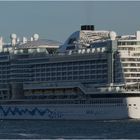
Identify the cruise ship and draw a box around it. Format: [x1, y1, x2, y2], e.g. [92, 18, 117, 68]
[0, 25, 140, 120]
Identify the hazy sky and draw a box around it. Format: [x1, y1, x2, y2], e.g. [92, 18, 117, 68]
[0, 1, 140, 43]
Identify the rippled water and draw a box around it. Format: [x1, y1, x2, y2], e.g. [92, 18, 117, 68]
[0, 119, 140, 139]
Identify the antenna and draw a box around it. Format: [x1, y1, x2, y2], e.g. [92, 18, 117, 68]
[10, 33, 17, 46]
[22, 37, 27, 43]
[0, 37, 3, 52]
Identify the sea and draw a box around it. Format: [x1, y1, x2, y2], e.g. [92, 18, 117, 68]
[0, 119, 140, 139]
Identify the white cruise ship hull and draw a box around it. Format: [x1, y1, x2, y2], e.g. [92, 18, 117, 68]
[0, 97, 140, 120]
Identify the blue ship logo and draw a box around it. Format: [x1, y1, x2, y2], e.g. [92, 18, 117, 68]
[0, 106, 63, 119]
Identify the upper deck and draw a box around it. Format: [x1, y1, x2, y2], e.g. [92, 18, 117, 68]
[0, 25, 139, 100]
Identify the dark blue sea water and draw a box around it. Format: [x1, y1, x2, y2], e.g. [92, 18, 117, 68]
[0, 119, 140, 139]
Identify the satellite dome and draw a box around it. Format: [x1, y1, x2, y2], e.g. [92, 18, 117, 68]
[10, 33, 17, 39]
[33, 34, 39, 41]
[109, 31, 117, 40]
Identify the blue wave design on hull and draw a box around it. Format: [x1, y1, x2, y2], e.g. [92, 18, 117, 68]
[0, 106, 63, 119]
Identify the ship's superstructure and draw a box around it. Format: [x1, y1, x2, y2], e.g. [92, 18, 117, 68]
[0, 25, 140, 120]
[117, 31, 140, 87]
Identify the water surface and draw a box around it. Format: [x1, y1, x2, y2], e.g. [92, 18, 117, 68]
[0, 119, 140, 139]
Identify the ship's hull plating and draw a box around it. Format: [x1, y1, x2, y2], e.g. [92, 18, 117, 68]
[0, 97, 140, 120]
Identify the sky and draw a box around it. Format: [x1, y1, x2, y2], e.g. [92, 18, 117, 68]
[0, 1, 140, 43]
